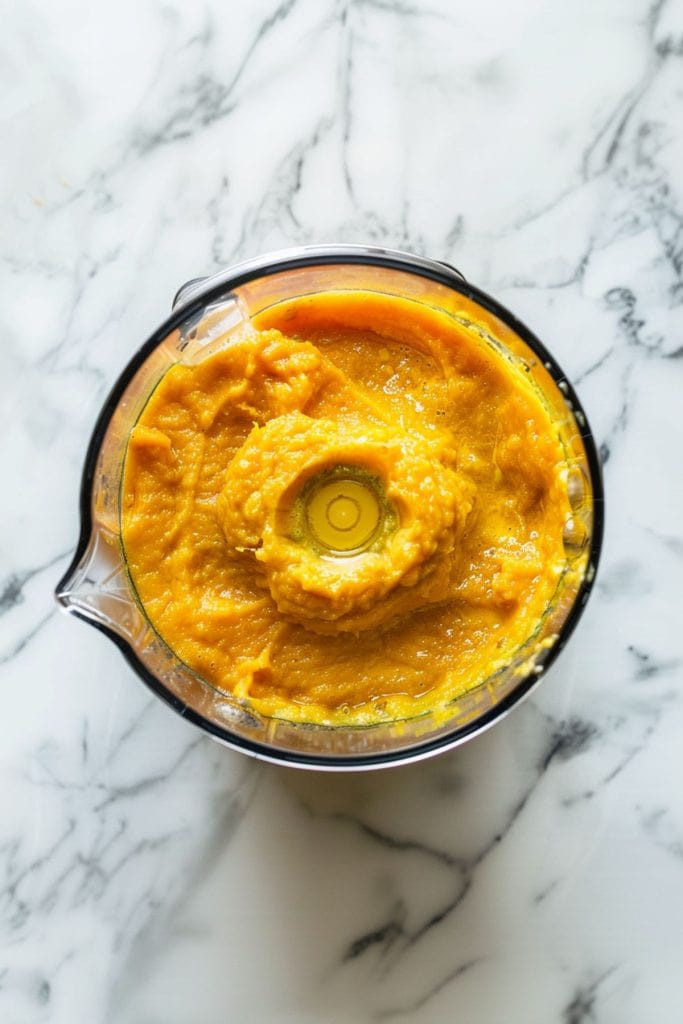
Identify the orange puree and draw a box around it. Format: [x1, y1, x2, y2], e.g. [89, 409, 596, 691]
[121, 291, 574, 725]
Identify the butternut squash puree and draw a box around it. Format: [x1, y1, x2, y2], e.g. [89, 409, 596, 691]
[121, 291, 574, 725]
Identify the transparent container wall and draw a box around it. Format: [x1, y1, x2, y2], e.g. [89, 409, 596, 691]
[63, 262, 595, 762]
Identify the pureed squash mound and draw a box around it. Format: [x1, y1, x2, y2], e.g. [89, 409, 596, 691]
[121, 291, 576, 726]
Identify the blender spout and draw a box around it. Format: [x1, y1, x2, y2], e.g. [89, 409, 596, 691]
[55, 528, 148, 645]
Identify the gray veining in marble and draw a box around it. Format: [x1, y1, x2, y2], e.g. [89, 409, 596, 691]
[2, 0, 683, 1020]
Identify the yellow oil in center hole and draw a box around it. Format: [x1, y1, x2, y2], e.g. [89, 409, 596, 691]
[306, 478, 381, 553]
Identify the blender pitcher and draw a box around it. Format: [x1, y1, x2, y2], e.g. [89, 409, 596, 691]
[56, 245, 604, 770]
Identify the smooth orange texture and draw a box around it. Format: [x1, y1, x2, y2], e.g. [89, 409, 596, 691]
[121, 291, 573, 725]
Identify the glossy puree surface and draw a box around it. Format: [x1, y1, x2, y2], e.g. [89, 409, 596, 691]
[121, 291, 573, 725]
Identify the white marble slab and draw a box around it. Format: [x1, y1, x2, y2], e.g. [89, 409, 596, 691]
[2, 0, 683, 1020]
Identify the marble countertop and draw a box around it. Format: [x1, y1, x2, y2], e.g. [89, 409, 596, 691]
[3, 0, 683, 1020]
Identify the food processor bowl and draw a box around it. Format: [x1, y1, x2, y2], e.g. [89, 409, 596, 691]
[56, 245, 604, 770]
